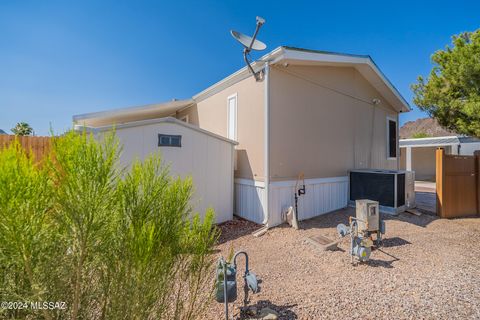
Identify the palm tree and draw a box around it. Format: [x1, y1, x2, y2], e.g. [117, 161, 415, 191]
[11, 122, 34, 136]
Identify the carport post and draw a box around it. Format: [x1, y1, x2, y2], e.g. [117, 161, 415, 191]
[406, 146, 412, 171]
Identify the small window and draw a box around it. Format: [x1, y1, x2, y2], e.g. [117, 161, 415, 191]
[179, 115, 189, 123]
[158, 134, 182, 147]
[387, 118, 397, 158]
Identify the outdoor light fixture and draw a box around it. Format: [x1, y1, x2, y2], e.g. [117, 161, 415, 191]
[215, 251, 259, 320]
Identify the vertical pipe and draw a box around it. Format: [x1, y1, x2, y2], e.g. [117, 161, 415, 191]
[223, 261, 228, 320]
[263, 63, 270, 226]
[396, 113, 400, 170]
[474, 150, 480, 215]
[406, 147, 412, 171]
[436, 148, 445, 217]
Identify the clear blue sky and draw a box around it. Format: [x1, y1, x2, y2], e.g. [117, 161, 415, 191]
[1, 0, 479, 135]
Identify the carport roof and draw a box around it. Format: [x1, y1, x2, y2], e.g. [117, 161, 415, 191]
[73, 99, 195, 127]
[400, 136, 460, 148]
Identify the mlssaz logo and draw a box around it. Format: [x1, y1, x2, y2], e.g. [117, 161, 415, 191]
[30, 301, 67, 310]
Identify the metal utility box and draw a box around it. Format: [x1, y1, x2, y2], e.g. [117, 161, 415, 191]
[355, 199, 379, 232]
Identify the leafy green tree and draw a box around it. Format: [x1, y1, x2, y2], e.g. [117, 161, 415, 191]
[412, 29, 480, 137]
[411, 132, 431, 139]
[11, 122, 34, 136]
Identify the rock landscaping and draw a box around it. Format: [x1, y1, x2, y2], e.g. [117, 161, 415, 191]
[208, 207, 480, 319]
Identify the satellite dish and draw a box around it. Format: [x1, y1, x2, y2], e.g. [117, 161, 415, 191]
[230, 16, 267, 81]
[230, 30, 267, 51]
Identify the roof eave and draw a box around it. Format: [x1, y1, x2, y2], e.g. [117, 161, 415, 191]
[280, 47, 411, 113]
[72, 99, 195, 125]
[194, 46, 410, 113]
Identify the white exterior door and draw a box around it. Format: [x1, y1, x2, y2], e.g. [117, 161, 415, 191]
[227, 94, 237, 141]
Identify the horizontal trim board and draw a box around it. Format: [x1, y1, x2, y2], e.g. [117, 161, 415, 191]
[270, 176, 348, 188]
[234, 178, 265, 188]
[400, 143, 458, 148]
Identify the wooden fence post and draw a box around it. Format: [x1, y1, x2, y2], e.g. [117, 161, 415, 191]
[475, 150, 480, 216]
[436, 148, 445, 218]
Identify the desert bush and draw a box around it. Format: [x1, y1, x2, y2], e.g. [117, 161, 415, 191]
[0, 131, 218, 320]
[0, 141, 56, 320]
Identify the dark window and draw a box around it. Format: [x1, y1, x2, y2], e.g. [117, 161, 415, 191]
[388, 119, 397, 158]
[158, 134, 182, 147]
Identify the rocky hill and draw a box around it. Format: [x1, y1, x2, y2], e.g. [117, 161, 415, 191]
[400, 118, 456, 139]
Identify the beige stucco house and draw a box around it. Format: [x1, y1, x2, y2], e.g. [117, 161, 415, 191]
[74, 46, 410, 226]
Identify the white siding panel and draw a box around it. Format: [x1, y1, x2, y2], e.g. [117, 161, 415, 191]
[234, 176, 348, 226]
[109, 121, 234, 224]
[460, 142, 480, 155]
[269, 176, 349, 226]
[234, 179, 266, 224]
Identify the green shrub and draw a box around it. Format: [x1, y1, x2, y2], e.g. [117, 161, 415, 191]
[0, 131, 218, 320]
[411, 132, 431, 139]
[0, 141, 56, 320]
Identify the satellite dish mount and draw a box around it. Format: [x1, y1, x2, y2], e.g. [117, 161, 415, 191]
[231, 16, 267, 81]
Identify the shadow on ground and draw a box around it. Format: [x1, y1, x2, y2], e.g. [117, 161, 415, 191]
[297, 204, 442, 230]
[217, 217, 263, 245]
[239, 300, 298, 320]
[381, 237, 411, 248]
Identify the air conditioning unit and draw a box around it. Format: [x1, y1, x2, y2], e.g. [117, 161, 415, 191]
[349, 169, 415, 215]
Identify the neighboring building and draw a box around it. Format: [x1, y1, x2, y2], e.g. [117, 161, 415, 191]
[400, 136, 480, 181]
[0, 129, 7, 134]
[74, 46, 410, 226]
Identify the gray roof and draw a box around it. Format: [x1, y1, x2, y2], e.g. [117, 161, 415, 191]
[400, 136, 460, 147]
[458, 136, 480, 143]
[0, 129, 6, 135]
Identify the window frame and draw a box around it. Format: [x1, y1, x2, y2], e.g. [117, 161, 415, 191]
[386, 116, 397, 160]
[158, 134, 182, 147]
[227, 93, 238, 141]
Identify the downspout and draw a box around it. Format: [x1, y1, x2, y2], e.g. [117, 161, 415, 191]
[264, 63, 270, 226]
[253, 62, 270, 237]
[397, 113, 400, 170]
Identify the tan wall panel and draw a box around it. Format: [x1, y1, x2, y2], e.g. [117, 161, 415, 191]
[410, 146, 438, 181]
[269, 65, 398, 180]
[178, 76, 265, 180]
[400, 147, 406, 169]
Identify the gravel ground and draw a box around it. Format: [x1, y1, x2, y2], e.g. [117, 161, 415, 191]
[208, 207, 480, 319]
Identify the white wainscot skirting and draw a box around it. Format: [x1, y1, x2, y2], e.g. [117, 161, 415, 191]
[234, 178, 267, 224]
[234, 176, 349, 226]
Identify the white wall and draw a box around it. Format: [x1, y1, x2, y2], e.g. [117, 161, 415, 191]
[460, 142, 480, 156]
[234, 179, 267, 224]
[110, 121, 235, 224]
[234, 176, 348, 226]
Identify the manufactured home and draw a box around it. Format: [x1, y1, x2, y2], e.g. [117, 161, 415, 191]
[74, 46, 411, 226]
